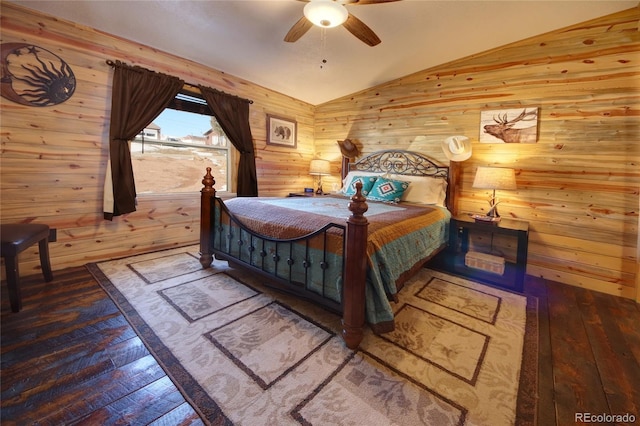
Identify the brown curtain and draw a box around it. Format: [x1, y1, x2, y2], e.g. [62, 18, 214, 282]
[104, 61, 184, 219]
[199, 86, 258, 196]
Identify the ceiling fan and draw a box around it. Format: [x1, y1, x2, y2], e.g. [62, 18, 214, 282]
[284, 0, 401, 47]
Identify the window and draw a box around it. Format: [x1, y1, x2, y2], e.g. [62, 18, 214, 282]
[131, 91, 232, 194]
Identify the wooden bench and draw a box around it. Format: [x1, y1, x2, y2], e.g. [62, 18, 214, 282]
[1, 224, 54, 312]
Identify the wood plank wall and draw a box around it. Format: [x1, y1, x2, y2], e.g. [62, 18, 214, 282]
[1, 3, 638, 302]
[314, 7, 640, 300]
[0, 2, 317, 276]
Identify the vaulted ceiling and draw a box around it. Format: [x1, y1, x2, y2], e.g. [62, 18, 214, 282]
[8, 0, 637, 105]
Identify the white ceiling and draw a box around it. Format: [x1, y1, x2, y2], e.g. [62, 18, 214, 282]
[8, 0, 637, 105]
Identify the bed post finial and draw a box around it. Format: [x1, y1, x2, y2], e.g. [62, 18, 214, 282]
[199, 168, 216, 268]
[202, 167, 216, 195]
[343, 181, 368, 349]
[347, 181, 368, 223]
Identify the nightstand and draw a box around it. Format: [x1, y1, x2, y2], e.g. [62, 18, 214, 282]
[430, 215, 529, 292]
[288, 192, 333, 197]
[288, 192, 316, 197]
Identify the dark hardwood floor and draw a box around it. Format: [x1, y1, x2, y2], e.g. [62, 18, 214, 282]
[1, 265, 639, 425]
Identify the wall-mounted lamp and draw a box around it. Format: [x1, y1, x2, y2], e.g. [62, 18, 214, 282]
[472, 167, 517, 221]
[304, 0, 348, 28]
[309, 159, 331, 194]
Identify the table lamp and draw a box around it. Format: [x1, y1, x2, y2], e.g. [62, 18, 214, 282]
[472, 167, 516, 220]
[309, 159, 331, 194]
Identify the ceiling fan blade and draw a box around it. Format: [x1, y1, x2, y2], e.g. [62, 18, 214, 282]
[342, 13, 381, 46]
[284, 16, 314, 42]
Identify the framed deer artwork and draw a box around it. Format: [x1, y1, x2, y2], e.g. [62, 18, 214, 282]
[480, 107, 539, 143]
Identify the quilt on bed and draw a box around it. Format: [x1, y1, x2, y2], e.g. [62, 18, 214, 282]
[215, 196, 450, 327]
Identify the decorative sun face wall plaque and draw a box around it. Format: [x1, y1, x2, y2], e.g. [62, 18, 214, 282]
[1, 43, 76, 107]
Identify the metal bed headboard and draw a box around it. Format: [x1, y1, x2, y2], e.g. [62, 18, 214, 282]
[348, 149, 449, 178]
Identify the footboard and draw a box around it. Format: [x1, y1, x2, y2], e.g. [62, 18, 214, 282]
[199, 168, 368, 349]
[211, 196, 346, 312]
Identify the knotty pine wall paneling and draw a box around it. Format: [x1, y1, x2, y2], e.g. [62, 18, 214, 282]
[2, 3, 638, 302]
[314, 7, 640, 300]
[0, 2, 316, 275]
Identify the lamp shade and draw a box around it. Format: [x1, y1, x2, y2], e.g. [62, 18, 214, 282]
[309, 159, 331, 176]
[472, 167, 517, 190]
[304, 0, 348, 28]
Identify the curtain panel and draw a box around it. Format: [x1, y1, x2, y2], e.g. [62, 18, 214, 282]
[103, 61, 184, 219]
[199, 86, 258, 197]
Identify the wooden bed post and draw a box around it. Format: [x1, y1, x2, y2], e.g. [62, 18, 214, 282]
[199, 167, 216, 268]
[447, 161, 461, 216]
[342, 181, 368, 349]
[341, 157, 350, 182]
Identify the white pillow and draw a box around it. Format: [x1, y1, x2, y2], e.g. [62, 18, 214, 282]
[388, 174, 447, 206]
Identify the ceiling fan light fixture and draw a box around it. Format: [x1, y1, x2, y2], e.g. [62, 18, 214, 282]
[304, 0, 348, 28]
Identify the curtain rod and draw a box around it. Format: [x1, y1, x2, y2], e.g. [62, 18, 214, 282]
[105, 59, 253, 104]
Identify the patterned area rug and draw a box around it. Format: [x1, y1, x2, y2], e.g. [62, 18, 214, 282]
[87, 245, 538, 425]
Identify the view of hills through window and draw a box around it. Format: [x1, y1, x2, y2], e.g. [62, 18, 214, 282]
[131, 109, 230, 193]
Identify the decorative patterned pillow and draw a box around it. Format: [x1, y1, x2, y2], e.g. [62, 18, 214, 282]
[344, 175, 379, 196]
[368, 177, 410, 203]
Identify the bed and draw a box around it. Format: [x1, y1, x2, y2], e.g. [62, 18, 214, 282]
[199, 149, 459, 349]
